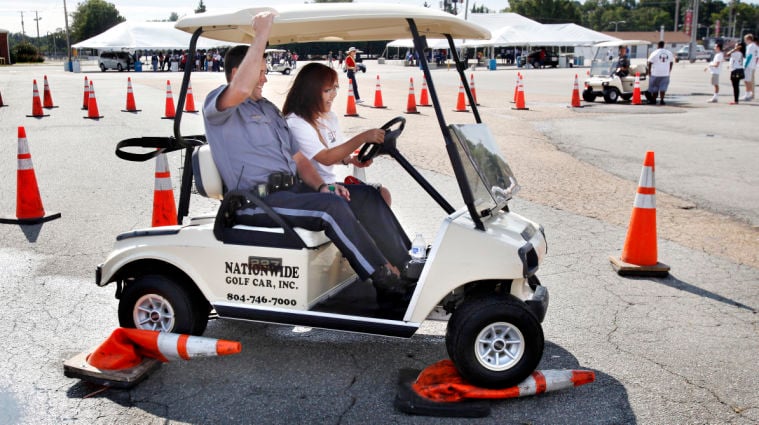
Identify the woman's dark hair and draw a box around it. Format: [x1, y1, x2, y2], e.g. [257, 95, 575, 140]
[282, 63, 338, 125]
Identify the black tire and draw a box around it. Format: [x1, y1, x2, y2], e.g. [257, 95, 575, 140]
[99, 63, 106, 72]
[118, 274, 208, 335]
[621, 93, 633, 101]
[282, 68, 291, 75]
[117, 63, 123, 72]
[582, 89, 596, 102]
[603, 88, 619, 103]
[446, 294, 544, 388]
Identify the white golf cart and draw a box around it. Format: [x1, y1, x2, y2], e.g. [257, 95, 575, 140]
[101, 4, 549, 388]
[265, 48, 293, 75]
[583, 40, 653, 104]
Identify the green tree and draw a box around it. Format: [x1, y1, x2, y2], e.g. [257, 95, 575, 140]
[11, 41, 43, 63]
[70, 0, 125, 43]
[509, 0, 582, 23]
[195, 0, 206, 13]
[169, 12, 179, 22]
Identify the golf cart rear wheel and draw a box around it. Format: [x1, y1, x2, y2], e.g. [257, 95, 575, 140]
[603, 88, 619, 103]
[446, 294, 544, 388]
[118, 274, 208, 335]
[582, 89, 596, 102]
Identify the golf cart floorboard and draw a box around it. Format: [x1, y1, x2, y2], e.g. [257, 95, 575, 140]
[312, 279, 407, 321]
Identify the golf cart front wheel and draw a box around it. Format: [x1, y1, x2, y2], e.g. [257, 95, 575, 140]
[118, 274, 209, 335]
[446, 294, 544, 388]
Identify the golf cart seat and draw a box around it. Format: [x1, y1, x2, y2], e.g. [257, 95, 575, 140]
[632, 63, 647, 77]
[192, 144, 330, 248]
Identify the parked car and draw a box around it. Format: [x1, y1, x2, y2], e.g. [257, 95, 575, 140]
[98, 51, 133, 72]
[675, 45, 713, 63]
[519, 49, 559, 68]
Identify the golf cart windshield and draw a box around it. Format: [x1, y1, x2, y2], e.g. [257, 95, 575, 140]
[449, 124, 518, 214]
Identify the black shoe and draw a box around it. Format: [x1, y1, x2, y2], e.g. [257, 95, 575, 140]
[659, 99, 666, 105]
[372, 266, 414, 310]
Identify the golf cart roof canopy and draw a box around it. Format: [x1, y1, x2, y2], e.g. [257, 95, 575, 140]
[594, 39, 652, 48]
[174, 3, 491, 44]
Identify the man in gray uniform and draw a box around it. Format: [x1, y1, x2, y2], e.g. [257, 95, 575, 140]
[203, 12, 411, 301]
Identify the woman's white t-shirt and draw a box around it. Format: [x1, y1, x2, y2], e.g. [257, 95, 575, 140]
[286, 111, 347, 182]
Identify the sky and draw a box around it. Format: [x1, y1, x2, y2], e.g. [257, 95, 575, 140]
[0, 0, 508, 36]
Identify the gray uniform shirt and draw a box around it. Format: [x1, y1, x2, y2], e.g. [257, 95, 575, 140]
[203, 85, 297, 192]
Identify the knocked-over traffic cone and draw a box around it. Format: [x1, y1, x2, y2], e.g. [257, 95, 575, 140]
[609, 151, 670, 276]
[42, 75, 57, 109]
[121, 77, 141, 113]
[81, 76, 89, 110]
[467, 73, 479, 106]
[453, 83, 469, 112]
[344, 79, 359, 117]
[86, 328, 242, 371]
[418, 75, 431, 107]
[372, 75, 387, 108]
[405, 77, 420, 114]
[26, 80, 49, 118]
[511, 72, 520, 103]
[162, 80, 176, 119]
[570, 74, 582, 108]
[84, 81, 103, 119]
[512, 74, 529, 110]
[0, 127, 61, 225]
[395, 359, 594, 417]
[184, 81, 199, 113]
[631, 72, 642, 105]
[152, 153, 178, 227]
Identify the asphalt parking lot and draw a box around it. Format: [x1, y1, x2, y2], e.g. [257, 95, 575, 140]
[0, 58, 757, 424]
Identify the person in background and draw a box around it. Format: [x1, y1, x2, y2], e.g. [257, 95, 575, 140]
[283, 62, 392, 206]
[345, 47, 362, 103]
[742, 34, 758, 101]
[646, 40, 674, 105]
[705, 43, 723, 103]
[202, 13, 413, 307]
[727, 42, 746, 105]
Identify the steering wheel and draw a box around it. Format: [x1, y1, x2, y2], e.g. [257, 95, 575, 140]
[357, 116, 406, 163]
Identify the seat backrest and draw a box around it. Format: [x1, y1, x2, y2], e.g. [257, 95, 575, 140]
[633, 63, 647, 76]
[192, 144, 224, 200]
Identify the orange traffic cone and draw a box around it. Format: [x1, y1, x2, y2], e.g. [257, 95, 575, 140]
[570, 74, 582, 108]
[121, 77, 141, 113]
[405, 77, 420, 114]
[511, 72, 520, 104]
[512, 74, 529, 110]
[631, 72, 642, 105]
[0, 88, 7, 107]
[610, 151, 670, 276]
[162, 80, 176, 119]
[453, 83, 468, 112]
[466, 73, 479, 106]
[344, 79, 359, 117]
[410, 359, 595, 403]
[84, 81, 103, 119]
[372, 75, 387, 109]
[0, 127, 61, 225]
[26, 80, 49, 118]
[81, 76, 89, 110]
[86, 328, 241, 371]
[418, 75, 431, 107]
[184, 81, 199, 112]
[42, 75, 57, 109]
[152, 153, 178, 227]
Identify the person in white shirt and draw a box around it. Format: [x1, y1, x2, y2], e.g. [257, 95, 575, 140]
[705, 42, 724, 103]
[283, 62, 392, 205]
[742, 34, 758, 100]
[646, 41, 674, 105]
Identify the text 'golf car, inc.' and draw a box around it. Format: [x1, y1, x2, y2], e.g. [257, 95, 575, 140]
[97, 3, 550, 388]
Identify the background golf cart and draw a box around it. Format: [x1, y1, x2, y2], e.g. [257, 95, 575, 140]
[265, 48, 293, 74]
[583, 39, 653, 103]
[102, 4, 548, 389]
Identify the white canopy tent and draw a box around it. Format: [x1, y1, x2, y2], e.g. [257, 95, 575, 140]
[72, 21, 237, 51]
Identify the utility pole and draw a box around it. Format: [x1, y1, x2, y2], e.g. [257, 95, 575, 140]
[34, 11, 42, 48]
[20, 11, 26, 38]
[63, 0, 72, 70]
[688, 0, 699, 62]
[674, 0, 680, 32]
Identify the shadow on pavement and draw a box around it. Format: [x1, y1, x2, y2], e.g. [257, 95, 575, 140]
[64, 320, 634, 424]
[639, 274, 756, 313]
